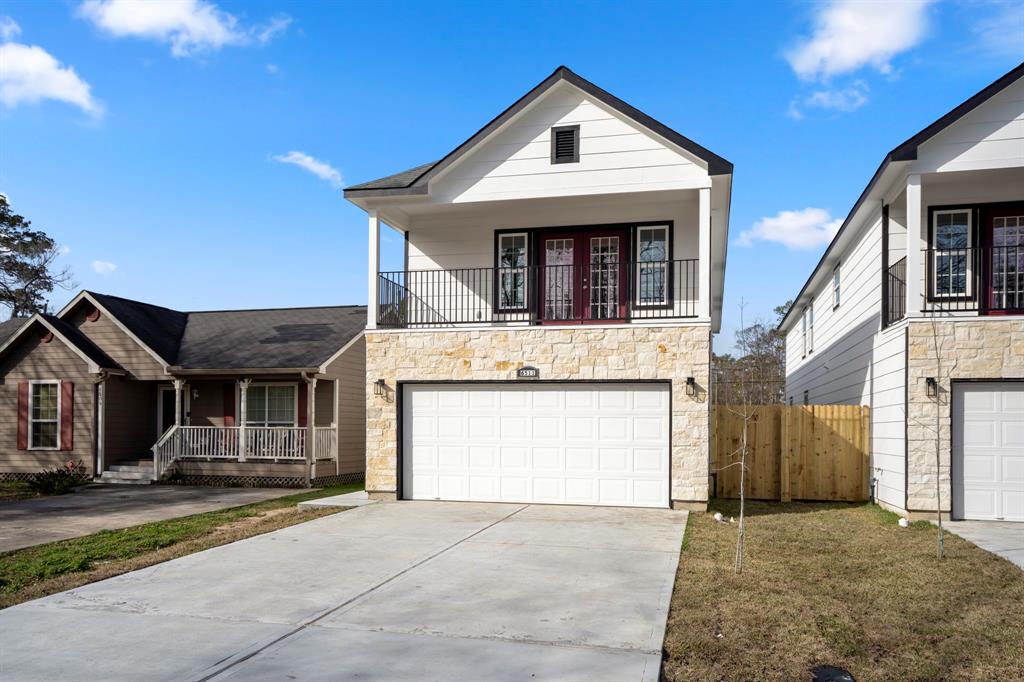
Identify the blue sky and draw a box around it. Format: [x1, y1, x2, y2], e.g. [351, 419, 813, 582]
[1, 0, 1022, 353]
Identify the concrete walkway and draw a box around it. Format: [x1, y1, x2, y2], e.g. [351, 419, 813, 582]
[0, 501, 687, 681]
[943, 520, 1024, 569]
[0, 484, 297, 552]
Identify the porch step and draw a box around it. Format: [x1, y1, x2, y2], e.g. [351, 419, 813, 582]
[100, 463, 153, 485]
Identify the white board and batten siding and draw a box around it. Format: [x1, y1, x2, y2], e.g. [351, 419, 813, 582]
[430, 81, 711, 204]
[402, 383, 671, 508]
[784, 209, 908, 511]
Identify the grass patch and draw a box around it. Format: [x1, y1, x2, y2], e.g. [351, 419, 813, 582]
[0, 482, 38, 503]
[662, 500, 1024, 682]
[0, 483, 361, 608]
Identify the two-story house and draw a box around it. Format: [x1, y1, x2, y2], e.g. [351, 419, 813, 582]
[345, 67, 733, 510]
[781, 61, 1024, 522]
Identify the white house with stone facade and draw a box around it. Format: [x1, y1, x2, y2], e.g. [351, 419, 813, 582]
[781, 61, 1024, 523]
[344, 66, 733, 511]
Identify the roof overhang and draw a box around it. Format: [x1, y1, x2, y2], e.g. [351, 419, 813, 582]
[167, 366, 321, 376]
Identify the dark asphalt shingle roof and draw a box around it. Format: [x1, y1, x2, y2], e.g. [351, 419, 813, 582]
[345, 161, 438, 191]
[42, 314, 120, 369]
[88, 292, 188, 364]
[0, 318, 27, 345]
[174, 305, 366, 369]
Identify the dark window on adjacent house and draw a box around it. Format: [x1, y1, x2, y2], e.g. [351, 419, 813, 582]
[551, 125, 580, 164]
[803, 390, 809, 405]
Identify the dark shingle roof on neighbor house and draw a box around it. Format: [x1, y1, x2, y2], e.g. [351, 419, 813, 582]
[80, 292, 366, 371]
[0, 317, 27, 346]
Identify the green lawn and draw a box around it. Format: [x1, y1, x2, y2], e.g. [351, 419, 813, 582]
[663, 500, 1024, 682]
[0, 483, 361, 607]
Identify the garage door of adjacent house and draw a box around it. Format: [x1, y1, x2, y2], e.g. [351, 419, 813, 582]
[953, 382, 1024, 521]
[402, 383, 670, 508]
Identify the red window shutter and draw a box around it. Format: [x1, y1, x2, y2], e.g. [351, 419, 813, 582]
[297, 383, 308, 427]
[223, 384, 236, 427]
[16, 381, 28, 450]
[60, 381, 74, 451]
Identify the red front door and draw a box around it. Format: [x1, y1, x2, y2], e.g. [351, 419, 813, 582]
[539, 229, 628, 323]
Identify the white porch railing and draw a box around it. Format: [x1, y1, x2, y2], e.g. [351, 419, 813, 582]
[151, 424, 338, 480]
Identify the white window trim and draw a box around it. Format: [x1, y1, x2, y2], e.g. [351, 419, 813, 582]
[245, 382, 299, 428]
[807, 302, 814, 354]
[497, 232, 529, 312]
[801, 312, 807, 358]
[634, 225, 670, 307]
[832, 265, 841, 309]
[931, 209, 973, 299]
[28, 379, 61, 451]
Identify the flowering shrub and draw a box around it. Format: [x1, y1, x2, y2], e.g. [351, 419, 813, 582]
[26, 460, 89, 495]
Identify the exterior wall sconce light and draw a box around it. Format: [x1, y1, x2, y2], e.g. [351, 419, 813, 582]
[374, 379, 387, 397]
[685, 377, 697, 397]
[926, 377, 937, 398]
[191, 389, 200, 400]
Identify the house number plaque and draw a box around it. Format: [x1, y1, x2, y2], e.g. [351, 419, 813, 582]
[516, 366, 539, 379]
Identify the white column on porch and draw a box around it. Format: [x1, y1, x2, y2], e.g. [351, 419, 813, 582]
[237, 378, 251, 462]
[698, 187, 712, 319]
[95, 375, 106, 475]
[367, 210, 380, 330]
[332, 378, 340, 475]
[173, 378, 184, 426]
[304, 375, 317, 487]
[905, 174, 923, 317]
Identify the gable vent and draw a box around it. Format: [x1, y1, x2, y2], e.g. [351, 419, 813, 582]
[551, 125, 580, 164]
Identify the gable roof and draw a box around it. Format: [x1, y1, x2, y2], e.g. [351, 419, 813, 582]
[86, 292, 188, 364]
[0, 313, 121, 373]
[344, 66, 733, 198]
[778, 59, 1024, 333]
[48, 291, 367, 372]
[172, 305, 366, 370]
[0, 318, 27, 346]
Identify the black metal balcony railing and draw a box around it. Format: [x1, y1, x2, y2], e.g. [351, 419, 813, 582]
[377, 259, 699, 327]
[923, 246, 1024, 313]
[883, 256, 906, 327]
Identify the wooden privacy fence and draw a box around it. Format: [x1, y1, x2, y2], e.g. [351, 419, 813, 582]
[712, 405, 870, 502]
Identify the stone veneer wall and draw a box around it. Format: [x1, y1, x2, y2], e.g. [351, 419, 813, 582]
[906, 319, 1024, 514]
[365, 325, 712, 508]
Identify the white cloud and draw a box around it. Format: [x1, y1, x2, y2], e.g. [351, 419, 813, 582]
[272, 151, 343, 189]
[0, 15, 21, 41]
[787, 81, 869, 120]
[786, 0, 934, 81]
[737, 208, 843, 251]
[77, 0, 291, 58]
[265, 63, 280, 75]
[91, 260, 117, 274]
[0, 42, 102, 115]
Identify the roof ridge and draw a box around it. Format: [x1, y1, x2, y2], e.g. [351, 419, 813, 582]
[86, 291, 185, 315]
[185, 304, 367, 314]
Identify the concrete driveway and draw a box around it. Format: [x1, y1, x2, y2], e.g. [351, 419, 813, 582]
[0, 501, 687, 682]
[0, 485, 298, 552]
[943, 520, 1024, 569]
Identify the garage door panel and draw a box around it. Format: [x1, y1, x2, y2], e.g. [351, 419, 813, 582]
[404, 383, 670, 508]
[954, 383, 1024, 521]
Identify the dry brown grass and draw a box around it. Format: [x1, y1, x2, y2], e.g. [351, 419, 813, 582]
[0, 505, 342, 609]
[662, 501, 1024, 682]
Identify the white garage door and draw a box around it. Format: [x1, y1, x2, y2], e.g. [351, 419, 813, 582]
[953, 383, 1024, 521]
[402, 383, 670, 508]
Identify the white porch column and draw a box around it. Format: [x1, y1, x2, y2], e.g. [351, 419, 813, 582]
[905, 174, 923, 316]
[332, 378, 340, 475]
[367, 210, 380, 330]
[304, 375, 317, 487]
[698, 187, 712, 319]
[173, 378, 184, 426]
[95, 375, 106, 475]
[237, 378, 251, 462]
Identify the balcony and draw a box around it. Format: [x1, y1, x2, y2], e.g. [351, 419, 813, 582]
[376, 259, 699, 328]
[923, 246, 1024, 314]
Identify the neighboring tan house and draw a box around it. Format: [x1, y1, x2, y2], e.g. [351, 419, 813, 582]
[780, 61, 1024, 522]
[0, 291, 366, 487]
[345, 66, 733, 510]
